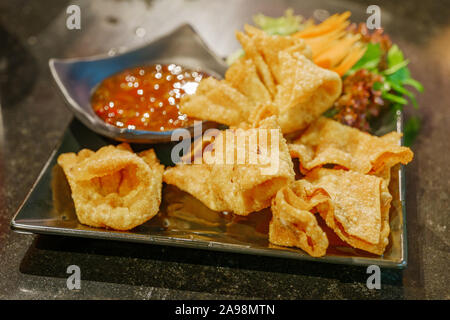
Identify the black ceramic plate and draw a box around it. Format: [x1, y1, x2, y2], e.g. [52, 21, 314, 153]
[11, 110, 408, 268]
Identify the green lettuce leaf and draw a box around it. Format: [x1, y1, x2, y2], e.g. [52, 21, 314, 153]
[226, 9, 306, 65]
[347, 43, 381, 74]
[253, 9, 303, 36]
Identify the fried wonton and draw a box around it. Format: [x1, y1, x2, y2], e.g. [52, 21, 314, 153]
[305, 168, 392, 255]
[180, 77, 255, 127]
[289, 117, 414, 174]
[269, 180, 329, 257]
[163, 116, 295, 216]
[57, 143, 164, 230]
[274, 52, 342, 133]
[236, 31, 276, 97]
[236, 25, 312, 94]
[180, 26, 341, 133]
[225, 57, 272, 106]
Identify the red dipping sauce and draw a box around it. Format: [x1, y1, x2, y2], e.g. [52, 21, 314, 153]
[91, 64, 207, 131]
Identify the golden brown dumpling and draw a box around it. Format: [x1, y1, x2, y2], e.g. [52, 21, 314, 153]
[289, 117, 414, 174]
[57, 143, 164, 230]
[269, 179, 329, 257]
[163, 116, 295, 215]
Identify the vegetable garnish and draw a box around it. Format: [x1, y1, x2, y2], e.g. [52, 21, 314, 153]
[333, 69, 385, 132]
[335, 33, 424, 141]
[253, 8, 307, 36]
[347, 42, 423, 109]
[293, 12, 367, 76]
[226, 9, 308, 65]
[295, 14, 423, 142]
[227, 11, 366, 74]
[226, 10, 424, 144]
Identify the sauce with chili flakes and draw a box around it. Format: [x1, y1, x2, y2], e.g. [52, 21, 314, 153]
[91, 64, 207, 131]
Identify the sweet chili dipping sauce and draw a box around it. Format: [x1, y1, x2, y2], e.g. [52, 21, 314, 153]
[91, 64, 207, 131]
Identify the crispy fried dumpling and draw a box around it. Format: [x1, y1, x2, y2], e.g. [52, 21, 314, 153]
[163, 116, 295, 216]
[57, 143, 164, 230]
[235, 25, 341, 133]
[180, 26, 340, 134]
[304, 168, 392, 255]
[236, 30, 277, 97]
[269, 179, 329, 257]
[236, 25, 312, 96]
[271, 167, 392, 256]
[180, 77, 256, 127]
[274, 52, 342, 133]
[225, 57, 272, 106]
[289, 117, 414, 174]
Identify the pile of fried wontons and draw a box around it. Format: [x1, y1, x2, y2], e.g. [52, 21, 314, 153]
[57, 25, 413, 257]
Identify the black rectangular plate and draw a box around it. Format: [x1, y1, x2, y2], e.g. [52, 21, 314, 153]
[11, 113, 407, 268]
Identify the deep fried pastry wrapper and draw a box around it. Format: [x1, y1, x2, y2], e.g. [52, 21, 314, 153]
[163, 116, 295, 216]
[180, 77, 255, 127]
[290, 117, 414, 174]
[242, 25, 312, 83]
[57, 143, 164, 230]
[274, 52, 342, 133]
[269, 180, 329, 257]
[182, 27, 338, 133]
[225, 57, 272, 106]
[306, 168, 392, 255]
[236, 25, 312, 96]
[375, 166, 391, 190]
[236, 30, 277, 97]
[247, 103, 279, 129]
